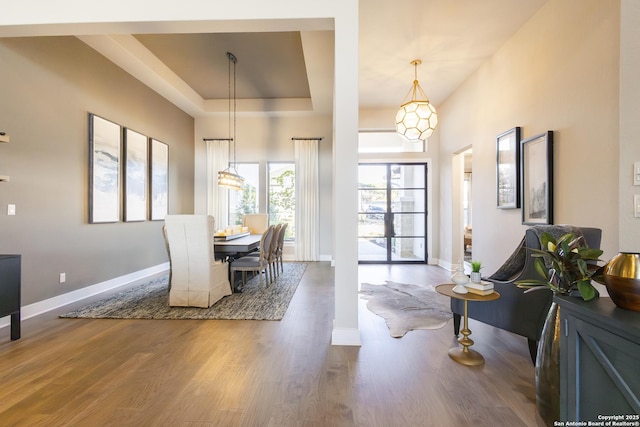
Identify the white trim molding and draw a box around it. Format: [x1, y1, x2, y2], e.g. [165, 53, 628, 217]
[331, 327, 362, 346]
[438, 258, 455, 271]
[0, 263, 169, 329]
[319, 254, 333, 262]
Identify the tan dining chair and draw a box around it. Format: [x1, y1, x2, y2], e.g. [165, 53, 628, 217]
[242, 214, 269, 234]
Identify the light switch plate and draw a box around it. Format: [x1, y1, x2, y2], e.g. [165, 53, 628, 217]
[7, 204, 15, 216]
[635, 195, 640, 218]
[635, 162, 640, 186]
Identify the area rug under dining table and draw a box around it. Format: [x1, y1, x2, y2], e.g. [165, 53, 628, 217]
[60, 262, 307, 321]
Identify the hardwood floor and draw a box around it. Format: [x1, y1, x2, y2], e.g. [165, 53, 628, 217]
[0, 263, 546, 426]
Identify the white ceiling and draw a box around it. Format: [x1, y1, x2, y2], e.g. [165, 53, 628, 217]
[74, 0, 548, 118]
[359, 0, 548, 109]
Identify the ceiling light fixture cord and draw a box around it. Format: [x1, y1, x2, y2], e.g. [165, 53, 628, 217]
[217, 51, 244, 191]
[228, 52, 232, 159]
[231, 52, 237, 174]
[227, 52, 235, 167]
[412, 60, 419, 101]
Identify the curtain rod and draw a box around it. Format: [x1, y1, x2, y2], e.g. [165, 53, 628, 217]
[203, 138, 233, 142]
[291, 137, 323, 141]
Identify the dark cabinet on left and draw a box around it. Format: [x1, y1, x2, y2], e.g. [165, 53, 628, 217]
[0, 255, 21, 340]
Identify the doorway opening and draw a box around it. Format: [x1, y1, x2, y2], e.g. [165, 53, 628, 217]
[463, 150, 473, 262]
[357, 163, 428, 263]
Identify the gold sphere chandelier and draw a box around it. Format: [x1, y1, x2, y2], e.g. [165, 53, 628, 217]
[218, 52, 245, 191]
[395, 59, 438, 141]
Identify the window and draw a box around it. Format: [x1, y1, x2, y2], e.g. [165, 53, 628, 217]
[358, 131, 425, 153]
[228, 163, 260, 226]
[268, 163, 295, 240]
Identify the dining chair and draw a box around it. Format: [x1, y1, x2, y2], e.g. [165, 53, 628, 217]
[230, 225, 274, 289]
[242, 214, 269, 234]
[276, 223, 288, 274]
[267, 224, 282, 283]
[247, 223, 279, 259]
[163, 215, 232, 307]
[161, 225, 172, 289]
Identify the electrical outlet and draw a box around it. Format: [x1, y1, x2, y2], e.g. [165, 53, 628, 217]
[59, 273, 66, 283]
[635, 162, 640, 186]
[635, 195, 640, 218]
[7, 204, 15, 216]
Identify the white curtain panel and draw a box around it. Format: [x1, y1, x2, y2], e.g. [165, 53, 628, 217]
[205, 140, 230, 230]
[294, 139, 320, 261]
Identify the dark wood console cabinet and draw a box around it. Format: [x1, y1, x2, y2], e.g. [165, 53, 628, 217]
[557, 295, 640, 421]
[0, 254, 21, 340]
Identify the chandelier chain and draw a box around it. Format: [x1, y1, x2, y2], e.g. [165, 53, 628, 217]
[217, 51, 244, 191]
[228, 52, 232, 163]
[232, 53, 237, 173]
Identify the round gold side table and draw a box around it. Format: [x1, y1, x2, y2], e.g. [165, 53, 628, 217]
[436, 284, 501, 366]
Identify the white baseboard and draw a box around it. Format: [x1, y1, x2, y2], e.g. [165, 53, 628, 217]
[438, 259, 455, 271]
[282, 255, 332, 262]
[331, 327, 361, 346]
[0, 262, 169, 329]
[324, 256, 434, 266]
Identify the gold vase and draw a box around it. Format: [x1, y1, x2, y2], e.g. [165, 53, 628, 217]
[603, 252, 640, 312]
[535, 301, 560, 424]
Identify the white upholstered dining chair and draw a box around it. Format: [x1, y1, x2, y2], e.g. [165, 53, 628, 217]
[163, 215, 232, 307]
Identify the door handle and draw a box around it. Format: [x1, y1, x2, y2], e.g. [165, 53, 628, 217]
[389, 212, 395, 237]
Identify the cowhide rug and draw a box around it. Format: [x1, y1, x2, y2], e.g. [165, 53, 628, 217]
[360, 281, 453, 338]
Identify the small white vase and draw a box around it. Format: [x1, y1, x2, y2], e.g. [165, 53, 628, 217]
[451, 264, 469, 294]
[470, 271, 482, 283]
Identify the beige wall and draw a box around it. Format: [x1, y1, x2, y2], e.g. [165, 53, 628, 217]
[0, 37, 194, 304]
[438, 0, 621, 273]
[620, 0, 640, 252]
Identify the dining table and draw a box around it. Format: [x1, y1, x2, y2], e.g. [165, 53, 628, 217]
[213, 234, 262, 292]
[213, 233, 262, 258]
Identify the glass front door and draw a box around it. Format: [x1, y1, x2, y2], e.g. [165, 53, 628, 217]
[358, 163, 428, 263]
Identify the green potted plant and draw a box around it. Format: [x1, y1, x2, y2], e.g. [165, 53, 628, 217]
[470, 261, 482, 283]
[516, 231, 603, 424]
[516, 232, 603, 300]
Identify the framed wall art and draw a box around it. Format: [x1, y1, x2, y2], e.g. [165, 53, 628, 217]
[496, 126, 521, 209]
[521, 131, 554, 225]
[150, 138, 169, 221]
[123, 128, 148, 222]
[89, 113, 121, 223]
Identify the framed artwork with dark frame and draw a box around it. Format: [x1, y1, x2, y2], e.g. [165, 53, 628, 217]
[123, 128, 148, 222]
[88, 113, 121, 223]
[150, 138, 169, 221]
[496, 126, 521, 209]
[521, 131, 554, 225]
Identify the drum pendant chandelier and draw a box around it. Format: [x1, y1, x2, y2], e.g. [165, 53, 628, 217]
[218, 52, 245, 191]
[395, 59, 438, 141]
